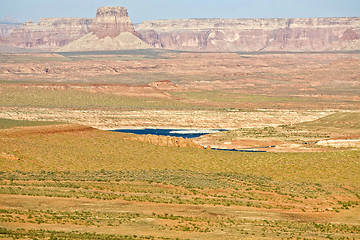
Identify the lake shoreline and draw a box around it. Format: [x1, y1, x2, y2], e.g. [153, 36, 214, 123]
[110, 128, 227, 139]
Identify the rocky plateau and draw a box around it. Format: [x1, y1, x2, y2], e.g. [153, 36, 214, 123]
[136, 17, 360, 52]
[0, 7, 359, 52]
[1, 18, 93, 51]
[0, 23, 21, 37]
[1, 7, 149, 52]
[57, 7, 150, 51]
[90, 7, 137, 38]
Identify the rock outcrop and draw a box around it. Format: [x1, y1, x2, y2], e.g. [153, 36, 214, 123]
[129, 134, 204, 149]
[136, 17, 360, 52]
[7, 18, 92, 50]
[2, 7, 359, 52]
[90, 7, 137, 38]
[0, 23, 21, 37]
[57, 7, 150, 51]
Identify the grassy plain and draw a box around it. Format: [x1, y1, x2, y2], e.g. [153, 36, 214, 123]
[0, 85, 198, 110]
[0, 119, 359, 239]
[0, 118, 62, 129]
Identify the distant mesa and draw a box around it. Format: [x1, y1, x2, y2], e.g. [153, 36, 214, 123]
[136, 18, 360, 52]
[1, 7, 150, 52]
[0, 16, 20, 24]
[90, 7, 137, 38]
[1, 17, 93, 51]
[0, 6, 359, 52]
[23, 20, 35, 26]
[57, 7, 151, 52]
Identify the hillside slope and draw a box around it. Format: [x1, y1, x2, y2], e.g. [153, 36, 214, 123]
[57, 32, 151, 52]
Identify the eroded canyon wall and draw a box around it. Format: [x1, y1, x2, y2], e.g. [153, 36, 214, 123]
[0, 24, 21, 37]
[90, 7, 137, 38]
[6, 18, 92, 50]
[2, 11, 360, 52]
[57, 7, 150, 51]
[135, 18, 360, 52]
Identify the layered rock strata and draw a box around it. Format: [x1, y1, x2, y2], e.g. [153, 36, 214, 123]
[0, 23, 21, 37]
[7, 18, 92, 50]
[90, 7, 137, 38]
[136, 17, 360, 52]
[57, 7, 150, 51]
[2, 8, 360, 52]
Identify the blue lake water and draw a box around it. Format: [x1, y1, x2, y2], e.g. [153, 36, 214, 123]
[111, 128, 267, 152]
[111, 128, 225, 138]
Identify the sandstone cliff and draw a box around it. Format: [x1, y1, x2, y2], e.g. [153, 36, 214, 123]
[0, 23, 21, 37]
[90, 7, 137, 38]
[2, 8, 359, 52]
[136, 17, 360, 52]
[7, 18, 92, 50]
[57, 7, 150, 51]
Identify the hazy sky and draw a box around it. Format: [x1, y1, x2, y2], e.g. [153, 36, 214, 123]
[0, 0, 359, 23]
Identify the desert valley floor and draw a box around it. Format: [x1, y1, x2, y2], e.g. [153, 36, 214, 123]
[0, 50, 359, 239]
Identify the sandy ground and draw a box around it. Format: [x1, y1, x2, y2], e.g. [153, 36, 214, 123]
[0, 107, 332, 130]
